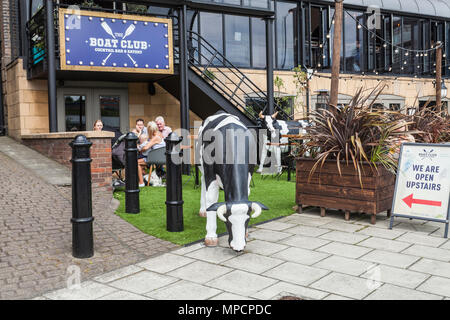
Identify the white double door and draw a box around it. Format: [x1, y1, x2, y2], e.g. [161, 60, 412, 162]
[57, 87, 129, 133]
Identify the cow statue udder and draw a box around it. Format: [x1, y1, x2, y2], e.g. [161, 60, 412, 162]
[196, 111, 268, 252]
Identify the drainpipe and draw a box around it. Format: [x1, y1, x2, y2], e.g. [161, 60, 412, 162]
[46, 0, 57, 132]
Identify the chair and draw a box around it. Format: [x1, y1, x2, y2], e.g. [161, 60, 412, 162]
[144, 147, 166, 186]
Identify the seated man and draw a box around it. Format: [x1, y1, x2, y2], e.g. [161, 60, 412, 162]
[135, 118, 147, 137]
[155, 116, 172, 139]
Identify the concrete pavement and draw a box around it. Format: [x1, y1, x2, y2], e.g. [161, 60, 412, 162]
[34, 208, 450, 300]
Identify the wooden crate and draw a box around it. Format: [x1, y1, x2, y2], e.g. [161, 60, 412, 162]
[296, 158, 395, 224]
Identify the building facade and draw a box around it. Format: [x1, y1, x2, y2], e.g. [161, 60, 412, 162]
[1, 0, 449, 140]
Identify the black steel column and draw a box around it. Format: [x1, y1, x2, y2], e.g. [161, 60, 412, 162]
[46, 0, 57, 132]
[265, 17, 275, 115]
[165, 132, 184, 232]
[124, 133, 140, 214]
[179, 4, 191, 175]
[70, 135, 94, 259]
[0, 38, 5, 136]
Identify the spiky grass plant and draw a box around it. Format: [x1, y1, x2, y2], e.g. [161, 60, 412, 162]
[293, 84, 411, 187]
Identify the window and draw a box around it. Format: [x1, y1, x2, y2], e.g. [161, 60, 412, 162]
[65, 95, 86, 132]
[392, 16, 402, 73]
[30, 0, 43, 17]
[344, 10, 364, 72]
[276, 1, 297, 69]
[225, 15, 250, 67]
[199, 12, 223, 65]
[251, 17, 266, 68]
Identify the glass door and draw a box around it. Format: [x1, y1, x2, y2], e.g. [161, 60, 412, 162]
[57, 87, 128, 133]
[93, 88, 129, 134]
[57, 88, 93, 132]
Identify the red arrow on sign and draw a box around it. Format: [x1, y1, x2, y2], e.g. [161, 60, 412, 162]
[402, 193, 442, 208]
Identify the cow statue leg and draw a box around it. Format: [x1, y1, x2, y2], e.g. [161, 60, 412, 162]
[199, 172, 207, 217]
[204, 180, 220, 247]
[257, 135, 268, 173]
[275, 146, 282, 174]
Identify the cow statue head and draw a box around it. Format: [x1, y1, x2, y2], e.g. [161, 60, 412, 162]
[208, 201, 268, 252]
[259, 111, 279, 138]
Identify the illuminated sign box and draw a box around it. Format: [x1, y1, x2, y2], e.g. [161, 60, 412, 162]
[59, 8, 174, 74]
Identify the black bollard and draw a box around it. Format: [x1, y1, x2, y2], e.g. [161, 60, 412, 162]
[70, 135, 94, 259]
[125, 132, 140, 214]
[165, 132, 184, 232]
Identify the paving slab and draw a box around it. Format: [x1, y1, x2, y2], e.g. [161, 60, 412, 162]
[321, 221, 365, 233]
[262, 262, 330, 286]
[417, 276, 450, 297]
[93, 265, 144, 284]
[357, 237, 412, 253]
[396, 232, 448, 247]
[360, 249, 420, 269]
[97, 290, 152, 300]
[319, 230, 370, 245]
[108, 271, 178, 294]
[282, 225, 332, 237]
[185, 246, 238, 264]
[313, 255, 376, 276]
[136, 253, 195, 273]
[167, 261, 233, 284]
[251, 281, 328, 300]
[317, 242, 373, 259]
[360, 265, 430, 289]
[310, 272, 376, 300]
[323, 294, 353, 300]
[248, 229, 293, 242]
[365, 284, 442, 300]
[284, 215, 334, 227]
[402, 244, 450, 262]
[356, 227, 406, 240]
[145, 280, 222, 300]
[409, 258, 450, 278]
[43, 281, 118, 300]
[244, 240, 289, 256]
[253, 221, 297, 231]
[221, 253, 284, 274]
[279, 234, 330, 250]
[271, 247, 329, 266]
[394, 222, 440, 234]
[206, 270, 278, 297]
[209, 292, 254, 300]
[441, 240, 450, 250]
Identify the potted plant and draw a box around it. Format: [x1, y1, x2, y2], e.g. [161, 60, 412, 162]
[293, 85, 411, 224]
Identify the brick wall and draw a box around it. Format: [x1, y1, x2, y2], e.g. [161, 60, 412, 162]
[22, 133, 114, 196]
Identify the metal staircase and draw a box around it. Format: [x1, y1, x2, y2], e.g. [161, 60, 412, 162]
[157, 29, 292, 126]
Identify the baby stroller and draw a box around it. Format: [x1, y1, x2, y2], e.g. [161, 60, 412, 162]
[106, 126, 127, 189]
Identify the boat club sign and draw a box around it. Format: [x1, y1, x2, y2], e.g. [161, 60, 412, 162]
[58, 8, 174, 74]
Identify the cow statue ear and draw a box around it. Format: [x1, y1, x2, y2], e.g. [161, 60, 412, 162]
[271, 111, 278, 119]
[259, 111, 264, 119]
[207, 202, 226, 212]
[252, 202, 269, 210]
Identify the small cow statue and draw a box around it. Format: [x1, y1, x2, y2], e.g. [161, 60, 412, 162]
[257, 111, 309, 174]
[196, 111, 268, 252]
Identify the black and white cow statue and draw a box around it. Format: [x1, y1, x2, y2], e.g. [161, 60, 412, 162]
[196, 111, 268, 252]
[257, 111, 309, 174]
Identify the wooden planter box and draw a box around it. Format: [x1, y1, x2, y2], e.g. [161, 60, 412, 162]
[296, 158, 396, 224]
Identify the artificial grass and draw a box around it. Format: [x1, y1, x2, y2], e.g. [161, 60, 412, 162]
[114, 172, 296, 246]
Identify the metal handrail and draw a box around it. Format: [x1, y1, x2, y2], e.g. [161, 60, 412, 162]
[186, 30, 292, 121]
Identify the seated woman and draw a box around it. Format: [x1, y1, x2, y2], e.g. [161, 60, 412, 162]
[93, 119, 103, 131]
[137, 121, 166, 187]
